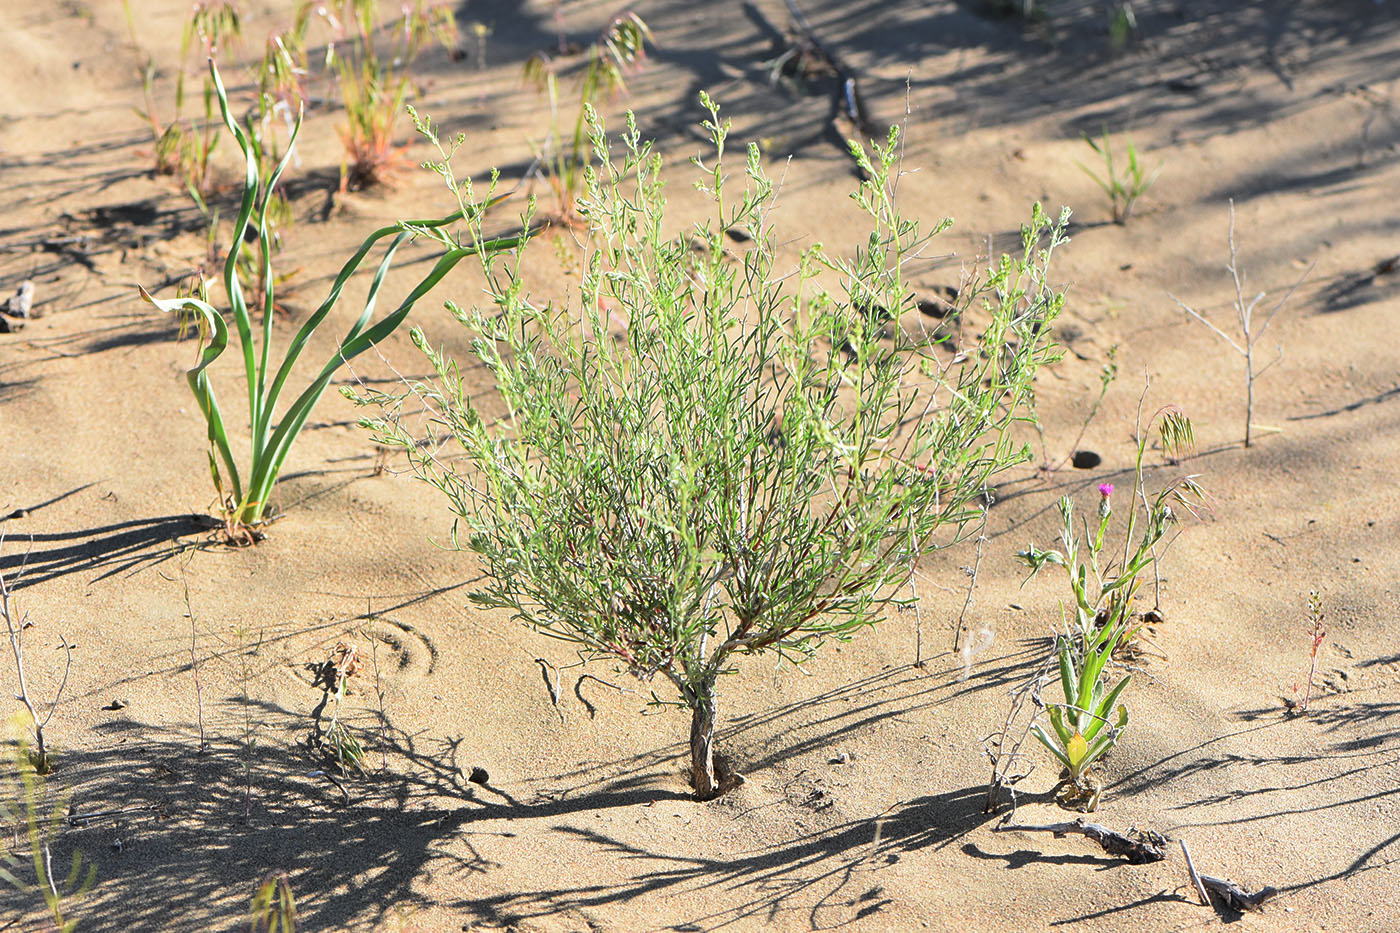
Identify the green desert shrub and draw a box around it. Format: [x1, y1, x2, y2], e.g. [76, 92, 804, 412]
[355, 95, 1069, 798]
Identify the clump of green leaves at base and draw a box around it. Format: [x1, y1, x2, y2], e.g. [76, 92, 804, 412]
[1029, 597, 1131, 809]
[1077, 126, 1160, 224]
[141, 61, 524, 537]
[248, 872, 297, 932]
[1018, 407, 1202, 808]
[354, 93, 1069, 800]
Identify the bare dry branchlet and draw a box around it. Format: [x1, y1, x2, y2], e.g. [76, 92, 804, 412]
[2, 541, 72, 775]
[1169, 200, 1312, 448]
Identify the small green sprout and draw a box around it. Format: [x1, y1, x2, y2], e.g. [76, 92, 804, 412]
[1077, 126, 1160, 224]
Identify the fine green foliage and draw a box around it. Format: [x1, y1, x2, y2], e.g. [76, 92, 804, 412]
[141, 61, 524, 535]
[355, 95, 1068, 798]
[1018, 407, 1202, 807]
[1077, 127, 1160, 224]
[523, 11, 651, 224]
[1, 739, 97, 932]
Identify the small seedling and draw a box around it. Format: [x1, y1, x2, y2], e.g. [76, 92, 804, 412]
[124, 0, 243, 200]
[306, 0, 459, 190]
[1107, 2, 1138, 51]
[1300, 590, 1326, 712]
[523, 11, 651, 225]
[141, 61, 524, 536]
[1077, 126, 1160, 224]
[1170, 200, 1313, 448]
[1035, 344, 1119, 477]
[337, 57, 412, 191]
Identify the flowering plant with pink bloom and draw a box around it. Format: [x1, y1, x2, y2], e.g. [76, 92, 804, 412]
[1014, 405, 1204, 809]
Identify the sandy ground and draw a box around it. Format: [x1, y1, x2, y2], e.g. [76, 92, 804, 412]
[2, 0, 1399, 930]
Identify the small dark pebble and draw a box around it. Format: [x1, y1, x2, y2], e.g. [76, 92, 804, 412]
[468, 766, 490, 785]
[724, 228, 751, 244]
[1071, 450, 1102, 469]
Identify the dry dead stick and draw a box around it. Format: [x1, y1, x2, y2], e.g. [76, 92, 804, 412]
[1181, 839, 1277, 910]
[995, 817, 1168, 864]
[1180, 839, 1210, 905]
[781, 0, 874, 134]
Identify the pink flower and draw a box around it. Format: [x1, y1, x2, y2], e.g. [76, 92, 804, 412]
[1098, 483, 1114, 497]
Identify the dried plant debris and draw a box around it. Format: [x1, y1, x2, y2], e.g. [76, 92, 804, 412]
[746, 0, 877, 155]
[1200, 874, 1278, 912]
[1, 280, 34, 319]
[995, 817, 1169, 864]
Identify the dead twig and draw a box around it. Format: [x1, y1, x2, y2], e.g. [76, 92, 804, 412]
[66, 804, 161, 828]
[994, 816, 1169, 864]
[1180, 839, 1210, 905]
[982, 651, 1055, 813]
[308, 769, 350, 807]
[1170, 201, 1313, 447]
[2, 536, 70, 773]
[180, 561, 207, 752]
[778, 0, 877, 142]
[952, 532, 985, 651]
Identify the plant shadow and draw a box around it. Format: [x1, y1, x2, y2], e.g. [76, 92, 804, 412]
[0, 514, 224, 590]
[468, 784, 998, 930]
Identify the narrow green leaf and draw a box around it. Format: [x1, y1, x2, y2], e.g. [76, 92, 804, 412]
[1031, 724, 1073, 770]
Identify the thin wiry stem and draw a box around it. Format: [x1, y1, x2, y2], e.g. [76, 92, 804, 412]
[1, 537, 70, 771]
[1170, 199, 1312, 447]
